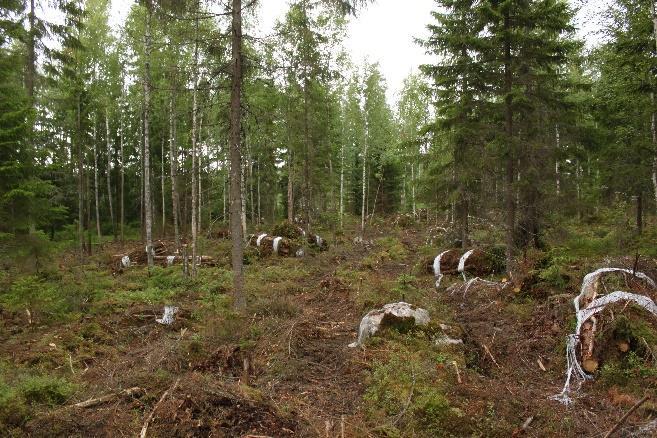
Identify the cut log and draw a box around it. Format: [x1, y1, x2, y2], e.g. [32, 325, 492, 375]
[425, 248, 462, 276]
[255, 235, 301, 257]
[307, 234, 328, 251]
[460, 248, 495, 277]
[582, 358, 599, 374]
[618, 341, 630, 353]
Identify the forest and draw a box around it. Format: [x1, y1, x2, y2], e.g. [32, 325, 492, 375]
[2, 0, 657, 436]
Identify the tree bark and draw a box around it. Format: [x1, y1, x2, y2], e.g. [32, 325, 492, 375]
[143, 2, 154, 269]
[191, 13, 199, 277]
[169, 94, 180, 250]
[637, 192, 643, 235]
[257, 159, 261, 225]
[503, 9, 516, 275]
[361, 121, 368, 236]
[339, 140, 344, 229]
[230, 0, 245, 310]
[650, 0, 657, 210]
[303, 75, 311, 229]
[241, 151, 247, 235]
[287, 149, 294, 222]
[161, 139, 165, 234]
[77, 95, 84, 258]
[198, 112, 204, 234]
[25, 0, 36, 101]
[93, 119, 101, 240]
[555, 124, 561, 197]
[120, 110, 125, 245]
[105, 109, 116, 238]
[286, 97, 294, 222]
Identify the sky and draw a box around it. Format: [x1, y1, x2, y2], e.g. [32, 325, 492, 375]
[104, 0, 611, 104]
[260, 0, 610, 103]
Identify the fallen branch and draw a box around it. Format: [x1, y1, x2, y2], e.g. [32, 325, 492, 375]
[483, 344, 501, 368]
[603, 395, 650, 438]
[70, 386, 144, 409]
[452, 361, 462, 384]
[140, 378, 180, 438]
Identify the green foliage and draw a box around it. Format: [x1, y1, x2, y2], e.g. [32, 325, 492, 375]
[599, 351, 657, 388]
[271, 220, 303, 239]
[364, 344, 464, 437]
[0, 275, 85, 322]
[18, 375, 76, 406]
[392, 273, 418, 301]
[0, 370, 76, 433]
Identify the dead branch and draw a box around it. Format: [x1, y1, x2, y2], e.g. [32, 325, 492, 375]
[452, 361, 462, 384]
[483, 344, 501, 368]
[70, 386, 144, 409]
[140, 378, 180, 438]
[603, 395, 650, 438]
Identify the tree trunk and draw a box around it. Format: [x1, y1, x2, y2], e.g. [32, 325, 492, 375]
[257, 159, 261, 225]
[77, 95, 84, 258]
[637, 192, 643, 235]
[411, 162, 416, 216]
[503, 9, 515, 275]
[302, 66, 312, 230]
[25, 0, 36, 101]
[120, 111, 125, 245]
[198, 112, 203, 234]
[555, 124, 561, 197]
[161, 138, 165, 234]
[230, 0, 245, 310]
[191, 14, 199, 277]
[249, 148, 254, 226]
[361, 123, 368, 236]
[169, 94, 180, 250]
[287, 149, 294, 222]
[143, 2, 154, 269]
[223, 161, 227, 221]
[650, 0, 657, 210]
[241, 151, 247, 235]
[105, 109, 116, 238]
[93, 120, 101, 240]
[339, 141, 344, 229]
[140, 112, 145, 241]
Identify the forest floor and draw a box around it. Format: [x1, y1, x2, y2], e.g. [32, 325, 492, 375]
[2, 218, 657, 436]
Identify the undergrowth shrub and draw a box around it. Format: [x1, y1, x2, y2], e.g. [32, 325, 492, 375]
[364, 345, 464, 437]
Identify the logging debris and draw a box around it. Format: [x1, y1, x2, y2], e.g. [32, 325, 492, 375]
[552, 268, 657, 404]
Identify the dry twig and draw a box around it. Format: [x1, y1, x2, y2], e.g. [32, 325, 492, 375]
[140, 378, 180, 438]
[603, 395, 650, 438]
[70, 386, 144, 409]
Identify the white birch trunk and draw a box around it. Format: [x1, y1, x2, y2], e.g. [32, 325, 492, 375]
[105, 110, 115, 238]
[120, 110, 125, 244]
[361, 126, 368, 236]
[411, 162, 416, 216]
[161, 138, 165, 233]
[143, 4, 154, 269]
[339, 141, 344, 229]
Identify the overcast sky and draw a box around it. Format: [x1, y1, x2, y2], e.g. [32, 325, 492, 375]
[106, 0, 611, 104]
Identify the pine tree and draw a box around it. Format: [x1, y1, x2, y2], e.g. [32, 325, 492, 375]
[421, 0, 489, 246]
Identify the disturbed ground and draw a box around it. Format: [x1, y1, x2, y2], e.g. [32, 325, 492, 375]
[2, 220, 657, 436]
